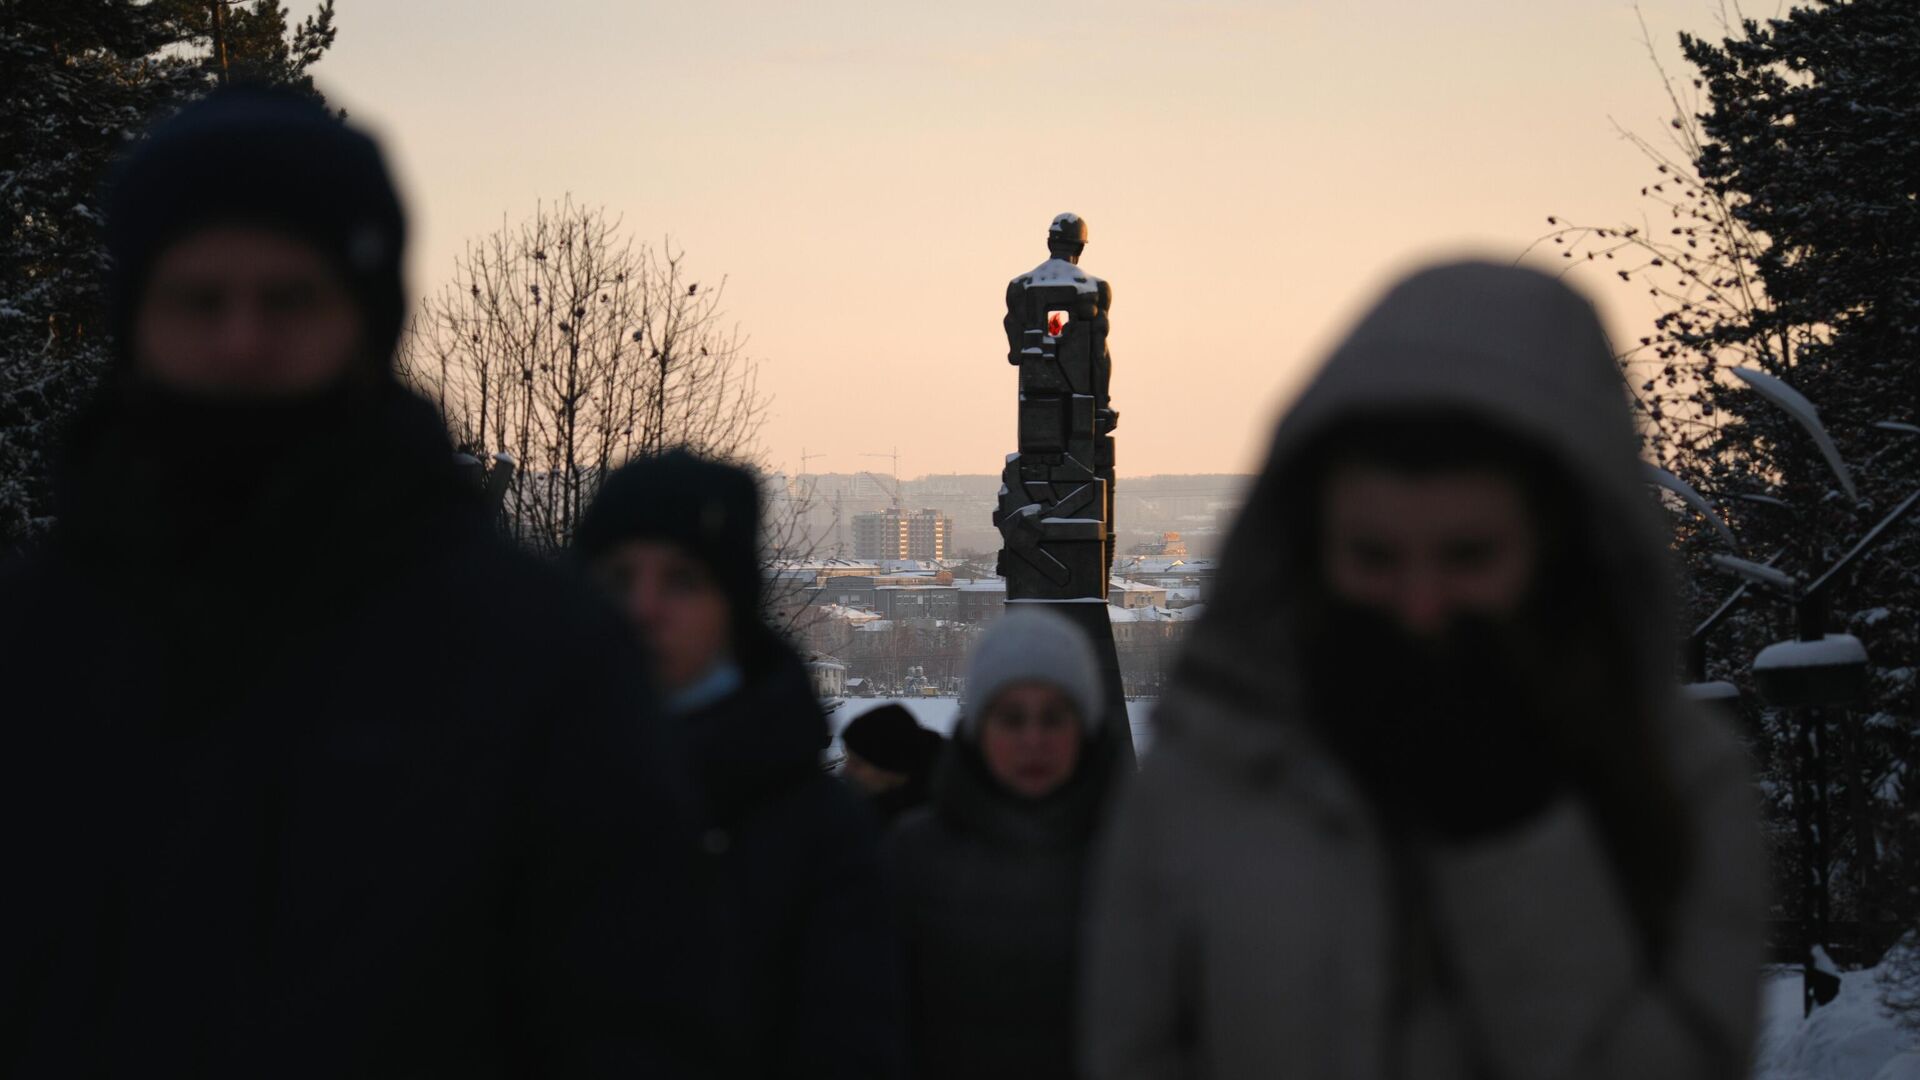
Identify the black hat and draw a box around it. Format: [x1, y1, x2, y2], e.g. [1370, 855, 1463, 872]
[842, 705, 943, 776]
[574, 450, 764, 640]
[103, 84, 408, 373]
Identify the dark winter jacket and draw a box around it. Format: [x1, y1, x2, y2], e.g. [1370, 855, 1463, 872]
[0, 382, 719, 1078]
[684, 628, 906, 1080]
[866, 770, 935, 828]
[885, 726, 1123, 1080]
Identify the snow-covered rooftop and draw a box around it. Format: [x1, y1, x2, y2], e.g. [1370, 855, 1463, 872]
[1108, 603, 1205, 624]
[1115, 556, 1219, 576]
[879, 559, 940, 573]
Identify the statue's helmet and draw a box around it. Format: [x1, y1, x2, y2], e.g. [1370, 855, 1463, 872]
[1047, 213, 1088, 257]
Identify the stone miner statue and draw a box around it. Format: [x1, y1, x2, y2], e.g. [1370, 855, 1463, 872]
[995, 213, 1120, 599]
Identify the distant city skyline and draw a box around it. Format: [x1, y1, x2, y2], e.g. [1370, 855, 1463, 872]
[779, 470, 1249, 560]
[313, 0, 1722, 475]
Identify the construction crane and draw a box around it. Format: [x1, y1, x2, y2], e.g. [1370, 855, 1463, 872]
[796, 448, 826, 499]
[854, 471, 901, 510]
[859, 448, 901, 509]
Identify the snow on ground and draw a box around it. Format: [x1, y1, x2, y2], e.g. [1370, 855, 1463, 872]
[1755, 963, 1920, 1080]
[826, 697, 1158, 758]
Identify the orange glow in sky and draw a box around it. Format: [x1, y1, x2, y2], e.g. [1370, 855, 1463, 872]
[315, 0, 1717, 477]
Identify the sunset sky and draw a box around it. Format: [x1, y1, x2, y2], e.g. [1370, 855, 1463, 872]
[315, 0, 1736, 477]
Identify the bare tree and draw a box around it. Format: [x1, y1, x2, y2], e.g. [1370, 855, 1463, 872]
[401, 198, 766, 552]
[759, 468, 841, 641]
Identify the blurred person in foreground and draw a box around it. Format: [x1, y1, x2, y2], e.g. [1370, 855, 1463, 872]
[0, 87, 717, 1076]
[1081, 262, 1763, 1080]
[575, 449, 904, 1080]
[840, 703, 945, 827]
[886, 608, 1125, 1080]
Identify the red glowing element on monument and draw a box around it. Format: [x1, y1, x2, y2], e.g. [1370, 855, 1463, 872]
[1046, 310, 1070, 337]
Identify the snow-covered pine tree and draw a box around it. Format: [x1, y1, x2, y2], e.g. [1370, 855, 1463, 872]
[2, 1, 195, 546]
[0, 1, 338, 552]
[1679, 0, 1920, 978]
[1545, 0, 1919, 989]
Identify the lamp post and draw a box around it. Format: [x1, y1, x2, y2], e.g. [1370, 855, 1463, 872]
[1666, 371, 1918, 1015]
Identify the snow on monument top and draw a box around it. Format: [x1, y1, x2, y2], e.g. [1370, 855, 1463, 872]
[1021, 257, 1100, 293]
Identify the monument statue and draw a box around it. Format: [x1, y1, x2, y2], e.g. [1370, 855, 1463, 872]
[994, 212, 1119, 598]
[994, 213, 1132, 758]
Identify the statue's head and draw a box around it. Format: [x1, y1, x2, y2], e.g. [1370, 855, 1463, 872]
[1047, 213, 1088, 262]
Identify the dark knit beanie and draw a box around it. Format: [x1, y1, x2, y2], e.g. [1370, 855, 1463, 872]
[842, 705, 943, 775]
[103, 84, 408, 373]
[574, 450, 765, 641]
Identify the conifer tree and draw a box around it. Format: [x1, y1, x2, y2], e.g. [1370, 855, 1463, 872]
[210, 1, 338, 100]
[0, 0, 338, 549]
[1678, 1, 1919, 963]
[1543, 0, 1919, 985]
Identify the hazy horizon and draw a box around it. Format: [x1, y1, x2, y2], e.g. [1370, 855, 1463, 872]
[312, 0, 1726, 476]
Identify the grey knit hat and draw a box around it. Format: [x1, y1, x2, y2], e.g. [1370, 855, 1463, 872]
[960, 607, 1104, 738]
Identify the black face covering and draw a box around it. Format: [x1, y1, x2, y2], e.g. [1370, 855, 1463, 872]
[1299, 599, 1570, 840]
[49, 375, 443, 721]
[54, 374, 399, 587]
[116, 378, 367, 492]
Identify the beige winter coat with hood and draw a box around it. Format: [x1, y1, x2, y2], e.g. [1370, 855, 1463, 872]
[1080, 262, 1763, 1080]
